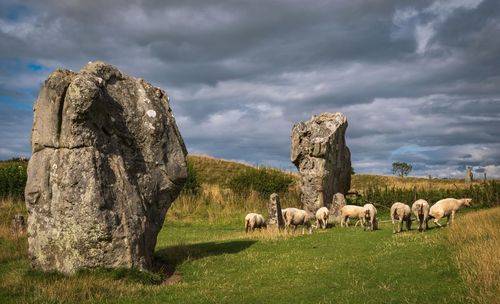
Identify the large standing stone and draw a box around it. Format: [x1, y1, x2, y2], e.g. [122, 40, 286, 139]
[291, 112, 351, 216]
[25, 61, 187, 274]
[267, 193, 284, 228]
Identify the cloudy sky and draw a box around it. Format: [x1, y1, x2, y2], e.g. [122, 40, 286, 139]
[1, 0, 499, 178]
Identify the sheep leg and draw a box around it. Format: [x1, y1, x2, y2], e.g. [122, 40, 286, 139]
[392, 218, 396, 234]
[450, 211, 456, 225]
[433, 218, 443, 228]
[446, 214, 451, 227]
[398, 218, 403, 232]
[406, 218, 411, 231]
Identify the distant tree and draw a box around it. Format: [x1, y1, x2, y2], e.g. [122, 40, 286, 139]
[351, 167, 355, 175]
[392, 162, 412, 178]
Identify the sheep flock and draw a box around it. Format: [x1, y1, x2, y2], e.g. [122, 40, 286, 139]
[245, 197, 472, 234]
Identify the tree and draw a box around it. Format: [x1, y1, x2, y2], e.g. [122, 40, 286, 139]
[392, 162, 412, 178]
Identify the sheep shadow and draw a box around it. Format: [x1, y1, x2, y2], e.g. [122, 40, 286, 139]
[153, 240, 256, 283]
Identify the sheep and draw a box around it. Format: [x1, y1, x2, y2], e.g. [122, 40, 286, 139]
[244, 213, 266, 233]
[411, 199, 430, 231]
[281, 208, 289, 220]
[362, 203, 377, 231]
[429, 198, 472, 228]
[390, 202, 412, 233]
[315, 207, 329, 229]
[340, 205, 365, 227]
[283, 208, 313, 234]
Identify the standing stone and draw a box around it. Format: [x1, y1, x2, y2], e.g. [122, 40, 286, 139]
[291, 112, 351, 216]
[465, 167, 473, 184]
[328, 192, 346, 224]
[267, 193, 284, 228]
[25, 61, 187, 274]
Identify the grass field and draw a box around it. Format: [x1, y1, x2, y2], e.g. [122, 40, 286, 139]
[2, 195, 499, 303]
[0, 155, 499, 303]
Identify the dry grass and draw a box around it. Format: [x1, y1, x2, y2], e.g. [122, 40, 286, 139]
[168, 183, 301, 224]
[0, 197, 28, 263]
[351, 174, 481, 192]
[447, 207, 500, 304]
[0, 271, 160, 304]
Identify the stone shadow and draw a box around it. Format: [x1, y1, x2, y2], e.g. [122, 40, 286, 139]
[153, 240, 257, 283]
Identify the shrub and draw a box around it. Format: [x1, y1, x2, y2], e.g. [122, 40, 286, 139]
[182, 160, 201, 194]
[362, 181, 500, 208]
[0, 162, 28, 199]
[228, 167, 294, 198]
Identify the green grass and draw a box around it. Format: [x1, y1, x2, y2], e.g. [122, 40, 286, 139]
[152, 221, 466, 304]
[1, 214, 469, 303]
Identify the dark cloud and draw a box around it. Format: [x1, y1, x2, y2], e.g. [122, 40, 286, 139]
[0, 0, 499, 177]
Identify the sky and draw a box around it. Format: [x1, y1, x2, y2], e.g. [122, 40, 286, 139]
[1, 0, 499, 178]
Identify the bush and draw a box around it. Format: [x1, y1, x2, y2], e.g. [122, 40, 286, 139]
[362, 181, 500, 208]
[182, 160, 201, 194]
[228, 167, 294, 198]
[0, 162, 28, 199]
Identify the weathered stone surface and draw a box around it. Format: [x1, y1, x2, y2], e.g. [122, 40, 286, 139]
[267, 193, 284, 228]
[25, 61, 187, 274]
[291, 112, 351, 216]
[328, 192, 346, 224]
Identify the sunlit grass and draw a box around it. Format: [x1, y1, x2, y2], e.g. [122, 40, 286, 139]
[447, 207, 500, 304]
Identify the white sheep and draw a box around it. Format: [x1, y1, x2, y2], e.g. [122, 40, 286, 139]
[315, 207, 330, 229]
[283, 208, 313, 234]
[390, 202, 412, 233]
[340, 205, 365, 227]
[362, 203, 377, 231]
[244, 213, 266, 233]
[429, 198, 472, 228]
[411, 199, 430, 231]
[281, 208, 289, 220]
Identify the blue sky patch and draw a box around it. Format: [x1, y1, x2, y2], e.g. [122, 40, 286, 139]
[0, 4, 31, 22]
[27, 63, 46, 72]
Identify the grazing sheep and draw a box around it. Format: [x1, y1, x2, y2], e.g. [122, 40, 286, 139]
[390, 202, 412, 233]
[411, 199, 430, 231]
[363, 203, 377, 231]
[315, 207, 330, 229]
[340, 205, 365, 227]
[244, 213, 266, 233]
[429, 198, 472, 228]
[281, 208, 290, 220]
[283, 208, 313, 234]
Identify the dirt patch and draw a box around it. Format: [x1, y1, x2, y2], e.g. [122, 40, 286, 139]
[163, 271, 182, 285]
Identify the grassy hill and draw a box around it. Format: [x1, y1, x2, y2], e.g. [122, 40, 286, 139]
[183, 155, 498, 215]
[188, 154, 478, 190]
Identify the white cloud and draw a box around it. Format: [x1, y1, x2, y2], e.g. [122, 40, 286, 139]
[393, 0, 484, 54]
